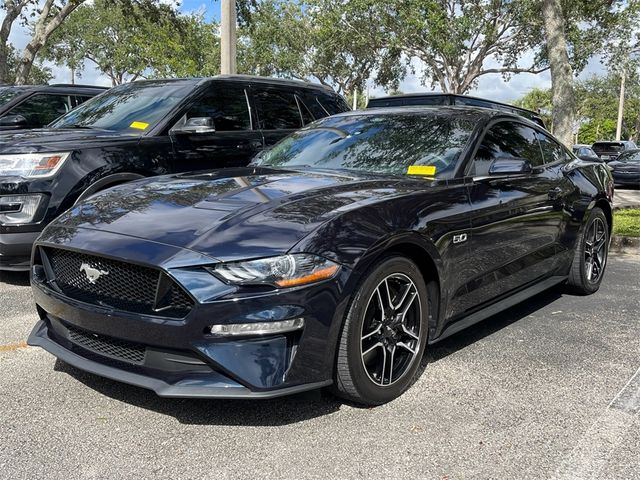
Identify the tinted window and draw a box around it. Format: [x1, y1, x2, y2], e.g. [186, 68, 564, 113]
[317, 93, 350, 115]
[592, 142, 625, 154]
[254, 112, 476, 177]
[73, 95, 95, 107]
[470, 122, 544, 176]
[255, 90, 302, 130]
[184, 85, 250, 131]
[10, 94, 71, 126]
[51, 81, 194, 133]
[296, 96, 315, 125]
[537, 132, 567, 164]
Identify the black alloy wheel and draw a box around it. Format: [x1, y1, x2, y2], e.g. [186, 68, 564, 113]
[334, 256, 430, 405]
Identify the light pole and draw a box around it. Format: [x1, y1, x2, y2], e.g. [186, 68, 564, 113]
[221, 0, 237, 75]
[615, 69, 626, 141]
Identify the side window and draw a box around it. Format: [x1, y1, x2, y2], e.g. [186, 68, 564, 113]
[537, 132, 567, 164]
[254, 90, 302, 130]
[317, 93, 350, 115]
[73, 95, 94, 108]
[10, 94, 72, 126]
[296, 95, 315, 125]
[185, 85, 250, 131]
[470, 122, 544, 176]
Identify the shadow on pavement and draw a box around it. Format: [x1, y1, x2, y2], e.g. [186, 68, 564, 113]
[52, 287, 564, 425]
[428, 288, 562, 361]
[0, 270, 30, 286]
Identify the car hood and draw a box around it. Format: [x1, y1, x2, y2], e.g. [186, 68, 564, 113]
[49, 167, 422, 261]
[0, 128, 139, 153]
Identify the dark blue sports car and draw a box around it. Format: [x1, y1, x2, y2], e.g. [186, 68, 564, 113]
[28, 107, 613, 405]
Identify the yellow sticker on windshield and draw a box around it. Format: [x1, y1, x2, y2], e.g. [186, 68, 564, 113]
[407, 165, 436, 176]
[130, 121, 149, 130]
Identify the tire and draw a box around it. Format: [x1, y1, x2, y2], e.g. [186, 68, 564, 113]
[566, 207, 609, 295]
[334, 256, 430, 405]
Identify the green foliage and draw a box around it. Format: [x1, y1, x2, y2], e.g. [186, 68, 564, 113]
[3, 44, 52, 85]
[513, 88, 553, 129]
[237, 0, 400, 95]
[514, 71, 640, 144]
[42, 0, 220, 85]
[614, 209, 640, 238]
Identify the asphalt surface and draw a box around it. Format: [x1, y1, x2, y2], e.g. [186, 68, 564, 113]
[1, 255, 639, 479]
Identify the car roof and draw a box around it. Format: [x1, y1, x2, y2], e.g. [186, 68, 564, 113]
[122, 75, 337, 93]
[0, 84, 107, 94]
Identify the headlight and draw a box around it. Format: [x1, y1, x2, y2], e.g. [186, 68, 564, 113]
[0, 152, 70, 178]
[211, 254, 340, 288]
[0, 194, 45, 224]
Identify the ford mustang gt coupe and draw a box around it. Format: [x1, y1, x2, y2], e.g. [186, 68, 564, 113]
[27, 107, 613, 405]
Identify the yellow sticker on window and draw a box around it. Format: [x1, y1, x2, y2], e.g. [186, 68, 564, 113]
[407, 165, 436, 176]
[130, 121, 150, 130]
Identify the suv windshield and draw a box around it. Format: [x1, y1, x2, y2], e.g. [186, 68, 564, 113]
[617, 151, 640, 162]
[50, 81, 195, 133]
[0, 87, 24, 107]
[254, 111, 477, 177]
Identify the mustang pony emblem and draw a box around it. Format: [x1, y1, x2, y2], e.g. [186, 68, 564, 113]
[79, 262, 109, 284]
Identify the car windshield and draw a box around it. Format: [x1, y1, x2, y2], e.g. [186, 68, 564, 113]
[253, 111, 478, 177]
[0, 87, 24, 108]
[618, 151, 640, 163]
[50, 81, 195, 133]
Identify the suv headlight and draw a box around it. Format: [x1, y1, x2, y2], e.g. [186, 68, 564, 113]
[211, 254, 340, 288]
[0, 152, 70, 178]
[0, 194, 45, 224]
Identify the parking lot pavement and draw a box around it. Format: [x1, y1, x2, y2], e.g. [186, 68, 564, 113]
[1, 255, 639, 480]
[614, 187, 640, 209]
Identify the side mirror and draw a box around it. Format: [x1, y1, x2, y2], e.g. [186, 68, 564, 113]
[171, 117, 215, 135]
[489, 157, 532, 175]
[0, 114, 27, 128]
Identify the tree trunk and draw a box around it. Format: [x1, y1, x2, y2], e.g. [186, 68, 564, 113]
[0, 0, 30, 83]
[542, 0, 575, 147]
[14, 0, 83, 85]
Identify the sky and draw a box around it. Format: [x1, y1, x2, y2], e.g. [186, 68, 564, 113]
[4, 1, 610, 104]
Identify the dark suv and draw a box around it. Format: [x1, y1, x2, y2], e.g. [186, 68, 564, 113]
[591, 141, 638, 161]
[0, 84, 106, 131]
[0, 75, 349, 271]
[367, 93, 545, 127]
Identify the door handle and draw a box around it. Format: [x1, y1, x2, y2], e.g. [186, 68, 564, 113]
[548, 187, 562, 200]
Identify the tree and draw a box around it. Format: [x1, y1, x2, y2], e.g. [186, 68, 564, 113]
[238, 0, 401, 96]
[514, 72, 640, 144]
[0, 0, 87, 84]
[43, 0, 220, 85]
[1, 44, 52, 84]
[513, 88, 553, 130]
[384, 0, 547, 94]
[541, 0, 575, 146]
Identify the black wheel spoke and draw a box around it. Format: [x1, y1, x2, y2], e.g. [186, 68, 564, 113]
[583, 217, 607, 284]
[360, 273, 422, 387]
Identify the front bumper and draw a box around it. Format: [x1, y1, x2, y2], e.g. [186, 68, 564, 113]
[28, 235, 352, 398]
[0, 230, 41, 271]
[28, 320, 331, 398]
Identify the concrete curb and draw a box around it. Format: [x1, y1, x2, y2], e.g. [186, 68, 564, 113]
[610, 235, 640, 255]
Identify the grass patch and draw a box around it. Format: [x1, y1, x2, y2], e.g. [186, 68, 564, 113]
[614, 209, 640, 237]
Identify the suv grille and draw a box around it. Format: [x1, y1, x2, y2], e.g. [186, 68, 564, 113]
[66, 323, 146, 364]
[42, 248, 193, 318]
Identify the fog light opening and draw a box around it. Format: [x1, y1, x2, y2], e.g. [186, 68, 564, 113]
[207, 318, 305, 337]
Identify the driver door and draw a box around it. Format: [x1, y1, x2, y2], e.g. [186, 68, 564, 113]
[169, 82, 263, 172]
[460, 120, 565, 312]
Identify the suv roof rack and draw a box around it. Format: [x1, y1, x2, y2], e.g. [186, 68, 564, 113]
[47, 83, 108, 89]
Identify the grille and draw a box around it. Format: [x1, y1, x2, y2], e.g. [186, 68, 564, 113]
[66, 324, 146, 364]
[42, 248, 193, 318]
